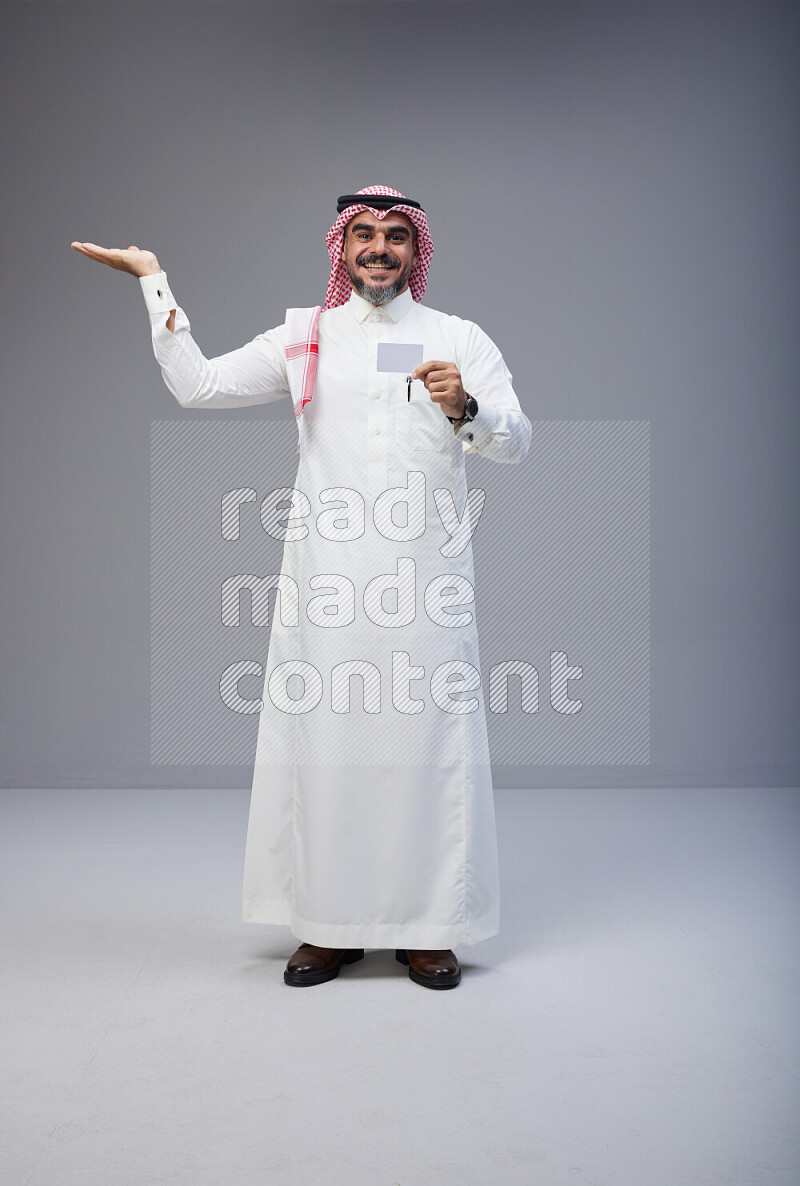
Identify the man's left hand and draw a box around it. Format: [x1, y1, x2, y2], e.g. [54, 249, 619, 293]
[412, 360, 468, 420]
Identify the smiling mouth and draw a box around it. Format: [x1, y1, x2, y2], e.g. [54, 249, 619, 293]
[359, 260, 398, 273]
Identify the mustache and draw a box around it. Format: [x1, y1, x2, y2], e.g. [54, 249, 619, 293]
[357, 254, 399, 269]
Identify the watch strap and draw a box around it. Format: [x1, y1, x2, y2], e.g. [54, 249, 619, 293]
[447, 396, 478, 424]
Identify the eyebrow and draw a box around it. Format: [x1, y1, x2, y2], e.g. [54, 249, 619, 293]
[349, 221, 411, 237]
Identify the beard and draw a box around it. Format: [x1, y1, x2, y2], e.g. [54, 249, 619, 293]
[355, 278, 404, 306]
[346, 253, 413, 306]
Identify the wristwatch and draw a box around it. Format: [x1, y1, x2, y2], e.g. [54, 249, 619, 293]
[446, 395, 479, 424]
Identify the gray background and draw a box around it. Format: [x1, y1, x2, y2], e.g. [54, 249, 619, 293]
[1, 0, 797, 789]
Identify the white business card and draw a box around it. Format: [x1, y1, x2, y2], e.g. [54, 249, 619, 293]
[376, 343, 424, 374]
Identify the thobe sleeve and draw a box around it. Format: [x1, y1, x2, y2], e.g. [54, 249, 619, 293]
[139, 271, 289, 409]
[454, 321, 532, 464]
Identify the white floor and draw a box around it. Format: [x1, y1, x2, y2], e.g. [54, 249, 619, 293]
[1, 787, 798, 1186]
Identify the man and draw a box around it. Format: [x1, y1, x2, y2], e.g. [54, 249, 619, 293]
[71, 184, 531, 991]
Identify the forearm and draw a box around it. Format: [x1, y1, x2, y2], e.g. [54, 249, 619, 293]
[139, 272, 289, 409]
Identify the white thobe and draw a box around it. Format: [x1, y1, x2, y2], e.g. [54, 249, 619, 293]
[140, 271, 531, 948]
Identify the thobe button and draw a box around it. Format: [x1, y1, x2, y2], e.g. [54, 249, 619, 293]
[375, 427, 382, 435]
[466, 432, 474, 441]
[157, 289, 163, 298]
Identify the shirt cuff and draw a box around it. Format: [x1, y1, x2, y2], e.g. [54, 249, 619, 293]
[454, 399, 498, 448]
[139, 270, 176, 316]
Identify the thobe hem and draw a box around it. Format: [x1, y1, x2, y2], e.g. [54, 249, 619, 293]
[241, 895, 500, 949]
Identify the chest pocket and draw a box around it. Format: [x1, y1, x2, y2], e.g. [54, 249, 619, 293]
[397, 394, 449, 453]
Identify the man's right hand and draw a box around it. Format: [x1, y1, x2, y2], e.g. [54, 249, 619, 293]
[70, 242, 162, 278]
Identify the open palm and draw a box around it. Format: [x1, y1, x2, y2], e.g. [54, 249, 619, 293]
[70, 241, 161, 278]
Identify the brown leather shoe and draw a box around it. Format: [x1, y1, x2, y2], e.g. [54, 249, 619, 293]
[395, 948, 461, 989]
[283, 942, 365, 987]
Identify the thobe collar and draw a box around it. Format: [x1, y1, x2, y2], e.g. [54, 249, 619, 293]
[346, 286, 415, 324]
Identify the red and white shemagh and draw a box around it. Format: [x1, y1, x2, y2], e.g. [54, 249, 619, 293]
[287, 185, 433, 421]
[285, 305, 322, 421]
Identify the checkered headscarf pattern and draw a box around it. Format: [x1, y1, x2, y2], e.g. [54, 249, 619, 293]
[323, 184, 434, 310]
[285, 305, 322, 422]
